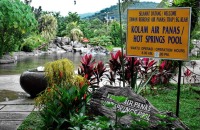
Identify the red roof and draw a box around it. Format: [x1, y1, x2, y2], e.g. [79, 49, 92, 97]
[82, 38, 89, 43]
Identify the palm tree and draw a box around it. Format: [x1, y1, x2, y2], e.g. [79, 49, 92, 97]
[70, 28, 83, 42]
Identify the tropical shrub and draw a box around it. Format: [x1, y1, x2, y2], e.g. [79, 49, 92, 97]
[89, 35, 112, 46]
[66, 12, 80, 24]
[36, 82, 89, 129]
[172, 0, 199, 34]
[61, 21, 79, 37]
[35, 58, 90, 129]
[70, 28, 83, 42]
[150, 60, 178, 87]
[20, 34, 46, 52]
[60, 12, 80, 37]
[0, 0, 38, 57]
[79, 20, 94, 39]
[110, 21, 121, 47]
[38, 14, 57, 42]
[55, 13, 66, 37]
[191, 21, 200, 40]
[78, 51, 180, 94]
[78, 51, 159, 94]
[78, 54, 107, 87]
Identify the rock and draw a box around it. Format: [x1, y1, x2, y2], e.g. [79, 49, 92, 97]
[0, 59, 15, 64]
[85, 46, 110, 55]
[20, 70, 47, 97]
[90, 85, 189, 129]
[49, 42, 57, 48]
[0, 54, 16, 64]
[60, 42, 65, 46]
[55, 37, 62, 43]
[80, 47, 89, 54]
[61, 37, 71, 45]
[191, 48, 200, 56]
[196, 43, 200, 49]
[61, 45, 73, 52]
[73, 42, 83, 48]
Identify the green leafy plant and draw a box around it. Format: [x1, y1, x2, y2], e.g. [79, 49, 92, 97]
[20, 34, 46, 52]
[89, 35, 112, 46]
[61, 12, 81, 37]
[69, 115, 113, 130]
[44, 58, 75, 85]
[110, 21, 121, 47]
[70, 28, 83, 42]
[36, 83, 89, 129]
[172, 0, 199, 34]
[38, 14, 57, 42]
[0, 0, 38, 57]
[35, 59, 90, 129]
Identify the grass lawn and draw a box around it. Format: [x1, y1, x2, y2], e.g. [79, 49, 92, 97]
[145, 84, 200, 130]
[18, 84, 200, 130]
[17, 111, 44, 130]
[190, 56, 200, 60]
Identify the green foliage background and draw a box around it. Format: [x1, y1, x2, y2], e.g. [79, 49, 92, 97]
[0, 0, 37, 57]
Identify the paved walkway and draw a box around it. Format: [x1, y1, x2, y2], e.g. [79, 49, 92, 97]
[0, 98, 36, 130]
[0, 75, 23, 92]
[0, 74, 36, 130]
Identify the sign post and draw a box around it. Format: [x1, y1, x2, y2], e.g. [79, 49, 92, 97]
[127, 8, 191, 117]
[176, 60, 182, 117]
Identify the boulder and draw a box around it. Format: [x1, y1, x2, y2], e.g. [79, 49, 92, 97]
[191, 48, 200, 56]
[73, 42, 84, 48]
[20, 69, 47, 97]
[61, 45, 73, 52]
[55, 37, 62, 43]
[90, 85, 189, 129]
[61, 37, 71, 45]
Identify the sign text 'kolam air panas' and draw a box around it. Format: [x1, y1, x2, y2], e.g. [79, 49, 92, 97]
[127, 8, 191, 60]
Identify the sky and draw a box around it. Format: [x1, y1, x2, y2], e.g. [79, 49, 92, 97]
[30, 0, 162, 16]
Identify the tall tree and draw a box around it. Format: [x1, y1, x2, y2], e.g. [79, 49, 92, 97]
[60, 12, 81, 37]
[172, 0, 199, 33]
[38, 14, 58, 42]
[110, 21, 121, 47]
[66, 12, 80, 24]
[0, 0, 37, 57]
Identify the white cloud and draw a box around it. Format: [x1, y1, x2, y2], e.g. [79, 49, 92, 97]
[30, 0, 162, 16]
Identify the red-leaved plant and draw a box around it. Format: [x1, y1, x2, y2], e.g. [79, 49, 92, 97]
[183, 67, 199, 83]
[78, 54, 107, 87]
[150, 60, 178, 89]
[79, 51, 180, 94]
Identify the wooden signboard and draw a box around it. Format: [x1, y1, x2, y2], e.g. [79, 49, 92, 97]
[90, 85, 188, 129]
[126, 8, 191, 61]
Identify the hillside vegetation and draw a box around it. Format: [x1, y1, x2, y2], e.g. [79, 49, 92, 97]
[81, 2, 159, 21]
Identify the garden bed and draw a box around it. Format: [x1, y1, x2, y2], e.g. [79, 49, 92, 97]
[18, 84, 200, 130]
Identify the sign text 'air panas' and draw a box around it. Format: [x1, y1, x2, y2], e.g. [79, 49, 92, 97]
[127, 8, 191, 60]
